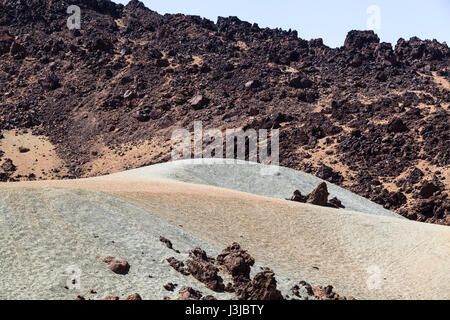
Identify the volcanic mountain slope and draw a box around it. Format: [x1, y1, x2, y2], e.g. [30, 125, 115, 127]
[0, 0, 449, 224]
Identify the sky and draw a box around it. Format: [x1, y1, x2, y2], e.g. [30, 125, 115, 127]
[113, 0, 450, 48]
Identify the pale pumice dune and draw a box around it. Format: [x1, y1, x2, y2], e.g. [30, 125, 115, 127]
[0, 160, 449, 300]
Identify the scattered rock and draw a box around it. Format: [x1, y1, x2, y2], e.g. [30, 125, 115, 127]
[288, 190, 307, 203]
[312, 285, 355, 300]
[329, 197, 343, 208]
[1, 158, 16, 173]
[186, 248, 224, 292]
[160, 236, 180, 253]
[167, 257, 190, 275]
[217, 242, 255, 282]
[163, 283, 177, 291]
[419, 181, 440, 199]
[245, 80, 261, 89]
[178, 287, 203, 300]
[189, 95, 210, 110]
[103, 256, 130, 275]
[125, 293, 142, 300]
[235, 269, 284, 300]
[289, 75, 313, 89]
[387, 118, 408, 133]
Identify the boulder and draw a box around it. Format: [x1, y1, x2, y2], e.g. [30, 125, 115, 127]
[103, 256, 130, 274]
[307, 182, 329, 206]
[186, 248, 224, 292]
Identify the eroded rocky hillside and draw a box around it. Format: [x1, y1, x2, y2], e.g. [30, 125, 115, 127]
[0, 0, 448, 224]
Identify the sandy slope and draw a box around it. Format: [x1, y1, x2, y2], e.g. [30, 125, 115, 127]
[93, 159, 403, 219]
[0, 160, 449, 300]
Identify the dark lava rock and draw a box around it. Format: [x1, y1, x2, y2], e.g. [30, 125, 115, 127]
[419, 181, 440, 199]
[163, 283, 177, 291]
[316, 165, 343, 184]
[178, 287, 203, 300]
[295, 281, 355, 300]
[0, 31, 13, 55]
[217, 242, 255, 282]
[40, 72, 60, 90]
[245, 80, 261, 89]
[103, 256, 130, 275]
[289, 75, 313, 89]
[288, 190, 307, 203]
[189, 95, 210, 110]
[406, 167, 424, 185]
[18, 146, 30, 153]
[375, 71, 388, 82]
[307, 182, 329, 206]
[312, 285, 355, 300]
[135, 110, 150, 122]
[125, 293, 142, 300]
[167, 257, 190, 275]
[9, 41, 26, 59]
[1, 158, 16, 173]
[344, 30, 380, 49]
[160, 236, 180, 253]
[235, 269, 284, 301]
[329, 197, 343, 208]
[387, 118, 408, 133]
[186, 248, 224, 292]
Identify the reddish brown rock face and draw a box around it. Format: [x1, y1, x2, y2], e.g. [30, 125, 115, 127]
[217, 242, 255, 281]
[306, 182, 329, 206]
[186, 248, 224, 292]
[235, 270, 284, 301]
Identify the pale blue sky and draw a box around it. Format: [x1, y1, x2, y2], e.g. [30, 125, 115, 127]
[113, 0, 449, 48]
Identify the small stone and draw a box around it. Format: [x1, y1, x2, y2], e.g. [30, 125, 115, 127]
[189, 95, 209, 110]
[125, 293, 142, 300]
[163, 283, 177, 291]
[178, 287, 202, 300]
[103, 256, 130, 274]
[245, 80, 261, 89]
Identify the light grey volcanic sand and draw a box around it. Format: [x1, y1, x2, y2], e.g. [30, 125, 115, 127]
[97, 159, 403, 219]
[1, 160, 449, 300]
[0, 187, 239, 300]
